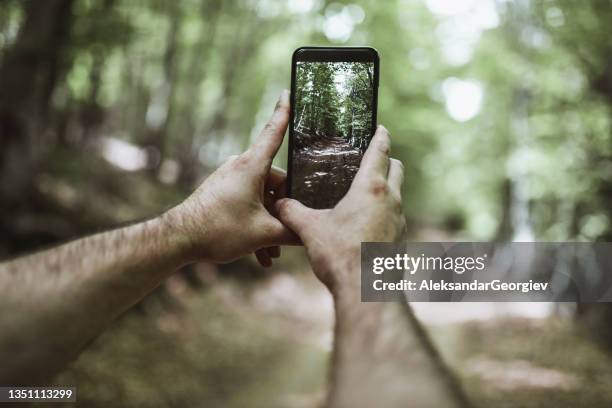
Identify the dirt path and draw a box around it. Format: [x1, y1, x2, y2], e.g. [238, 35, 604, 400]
[292, 134, 362, 209]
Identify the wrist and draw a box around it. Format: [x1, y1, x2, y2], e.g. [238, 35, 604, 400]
[157, 206, 203, 265]
[317, 246, 361, 302]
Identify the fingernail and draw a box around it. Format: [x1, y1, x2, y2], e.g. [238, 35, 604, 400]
[284, 89, 291, 99]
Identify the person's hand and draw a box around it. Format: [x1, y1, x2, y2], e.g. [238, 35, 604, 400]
[164, 90, 298, 266]
[275, 126, 406, 292]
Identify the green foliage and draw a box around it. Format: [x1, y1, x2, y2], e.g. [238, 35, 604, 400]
[294, 61, 373, 150]
[1, 0, 610, 240]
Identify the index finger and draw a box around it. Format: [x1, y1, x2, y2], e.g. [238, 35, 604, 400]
[251, 90, 290, 163]
[356, 125, 391, 180]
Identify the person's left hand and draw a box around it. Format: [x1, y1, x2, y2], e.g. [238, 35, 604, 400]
[164, 90, 298, 267]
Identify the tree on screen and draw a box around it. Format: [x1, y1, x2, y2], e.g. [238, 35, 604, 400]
[294, 62, 372, 151]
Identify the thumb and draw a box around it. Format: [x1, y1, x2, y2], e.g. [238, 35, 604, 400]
[275, 198, 317, 237]
[251, 90, 290, 164]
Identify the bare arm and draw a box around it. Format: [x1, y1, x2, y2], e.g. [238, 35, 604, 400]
[0, 216, 188, 384]
[330, 267, 469, 408]
[277, 126, 470, 408]
[0, 91, 296, 385]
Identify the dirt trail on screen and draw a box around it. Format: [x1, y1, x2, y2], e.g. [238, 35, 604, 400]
[293, 134, 362, 209]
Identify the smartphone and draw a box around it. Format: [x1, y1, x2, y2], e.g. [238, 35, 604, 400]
[287, 46, 379, 209]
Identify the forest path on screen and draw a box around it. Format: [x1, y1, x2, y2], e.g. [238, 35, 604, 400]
[293, 130, 362, 209]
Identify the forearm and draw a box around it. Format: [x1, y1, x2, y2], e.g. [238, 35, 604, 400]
[327, 260, 469, 408]
[0, 212, 190, 384]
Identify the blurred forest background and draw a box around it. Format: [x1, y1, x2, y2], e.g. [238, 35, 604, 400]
[1, 0, 612, 407]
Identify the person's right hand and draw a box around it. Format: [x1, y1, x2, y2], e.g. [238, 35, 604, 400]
[275, 126, 406, 293]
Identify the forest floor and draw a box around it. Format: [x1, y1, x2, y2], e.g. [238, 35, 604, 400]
[41, 249, 612, 408]
[292, 132, 361, 209]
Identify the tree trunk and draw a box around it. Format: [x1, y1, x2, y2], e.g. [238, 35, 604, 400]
[171, 0, 223, 182]
[178, 16, 259, 186]
[0, 0, 75, 202]
[145, 2, 181, 167]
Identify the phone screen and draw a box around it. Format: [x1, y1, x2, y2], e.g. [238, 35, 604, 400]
[289, 49, 378, 209]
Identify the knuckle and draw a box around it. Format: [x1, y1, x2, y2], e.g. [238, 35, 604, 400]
[232, 152, 251, 168]
[263, 120, 278, 135]
[368, 177, 389, 197]
[274, 99, 289, 113]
